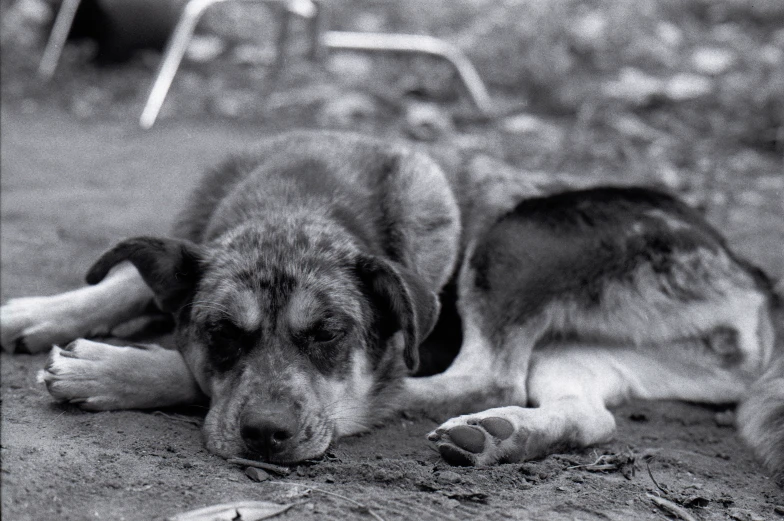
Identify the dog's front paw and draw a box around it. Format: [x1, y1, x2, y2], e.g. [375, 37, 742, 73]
[38, 339, 150, 410]
[0, 296, 108, 354]
[38, 339, 200, 411]
[428, 412, 520, 466]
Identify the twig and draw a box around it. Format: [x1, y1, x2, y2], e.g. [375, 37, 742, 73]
[644, 457, 668, 495]
[646, 494, 698, 521]
[227, 457, 291, 476]
[151, 411, 202, 427]
[270, 481, 386, 521]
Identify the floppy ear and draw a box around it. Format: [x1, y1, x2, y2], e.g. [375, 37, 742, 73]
[355, 256, 440, 372]
[86, 236, 205, 313]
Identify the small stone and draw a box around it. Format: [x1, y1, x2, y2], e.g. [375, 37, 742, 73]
[774, 505, 784, 516]
[405, 102, 454, 142]
[447, 425, 486, 454]
[691, 47, 736, 75]
[603, 68, 664, 105]
[186, 35, 225, 63]
[245, 467, 270, 482]
[437, 471, 462, 484]
[665, 74, 713, 101]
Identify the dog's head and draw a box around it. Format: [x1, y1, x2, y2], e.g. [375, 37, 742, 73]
[86, 226, 439, 463]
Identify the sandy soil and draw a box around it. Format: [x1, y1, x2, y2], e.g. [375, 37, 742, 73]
[1, 109, 782, 520]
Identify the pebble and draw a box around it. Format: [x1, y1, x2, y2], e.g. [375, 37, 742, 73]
[245, 467, 271, 482]
[691, 47, 736, 75]
[665, 73, 713, 101]
[404, 102, 454, 142]
[186, 35, 225, 63]
[436, 471, 462, 484]
[603, 68, 664, 105]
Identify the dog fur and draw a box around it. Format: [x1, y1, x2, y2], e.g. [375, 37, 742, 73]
[1, 131, 781, 481]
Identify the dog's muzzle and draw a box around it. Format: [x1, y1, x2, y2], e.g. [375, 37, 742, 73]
[240, 403, 299, 462]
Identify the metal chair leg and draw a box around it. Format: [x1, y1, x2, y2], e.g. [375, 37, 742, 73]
[38, 0, 82, 80]
[139, 0, 233, 128]
[322, 31, 493, 114]
[139, 0, 493, 128]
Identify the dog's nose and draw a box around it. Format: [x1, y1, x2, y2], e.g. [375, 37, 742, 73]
[240, 407, 296, 459]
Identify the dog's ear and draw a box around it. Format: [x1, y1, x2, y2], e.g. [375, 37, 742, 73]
[355, 256, 440, 372]
[86, 236, 205, 313]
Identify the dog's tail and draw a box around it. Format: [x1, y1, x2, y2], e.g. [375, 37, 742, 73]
[737, 284, 784, 487]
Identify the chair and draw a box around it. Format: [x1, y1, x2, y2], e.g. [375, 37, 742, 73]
[39, 0, 493, 129]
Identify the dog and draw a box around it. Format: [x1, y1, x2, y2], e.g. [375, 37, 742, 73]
[1, 131, 782, 481]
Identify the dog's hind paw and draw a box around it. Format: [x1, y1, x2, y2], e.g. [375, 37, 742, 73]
[428, 410, 524, 466]
[0, 296, 109, 354]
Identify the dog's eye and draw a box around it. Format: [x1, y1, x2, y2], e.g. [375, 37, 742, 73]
[311, 328, 343, 344]
[203, 319, 257, 372]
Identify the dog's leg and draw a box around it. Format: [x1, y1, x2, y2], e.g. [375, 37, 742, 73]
[402, 314, 536, 415]
[0, 262, 155, 353]
[427, 333, 756, 467]
[38, 339, 204, 410]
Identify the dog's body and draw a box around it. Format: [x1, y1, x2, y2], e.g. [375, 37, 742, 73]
[1, 131, 782, 480]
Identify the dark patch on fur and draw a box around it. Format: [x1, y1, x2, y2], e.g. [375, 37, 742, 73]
[86, 236, 204, 312]
[204, 319, 259, 373]
[468, 187, 735, 340]
[416, 277, 462, 376]
[355, 255, 439, 372]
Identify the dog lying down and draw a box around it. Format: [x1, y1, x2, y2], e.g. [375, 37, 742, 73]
[1, 131, 781, 481]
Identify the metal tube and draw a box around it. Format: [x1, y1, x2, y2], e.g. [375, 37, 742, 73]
[322, 31, 493, 114]
[139, 0, 232, 129]
[38, 0, 82, 80]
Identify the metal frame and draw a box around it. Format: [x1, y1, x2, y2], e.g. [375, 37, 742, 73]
[39, 0, 493, 129]
[38, 0, 82, 79]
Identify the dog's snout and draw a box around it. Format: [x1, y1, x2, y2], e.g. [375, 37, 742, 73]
[240, 407, 297, 459]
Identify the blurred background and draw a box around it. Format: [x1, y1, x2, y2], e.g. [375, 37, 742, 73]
[1, 0, 783, 271]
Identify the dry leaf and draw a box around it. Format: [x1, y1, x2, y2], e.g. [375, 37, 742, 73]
[167, 501, 293, 521]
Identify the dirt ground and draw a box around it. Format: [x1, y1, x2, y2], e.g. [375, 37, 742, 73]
[1, 107, 783, 521]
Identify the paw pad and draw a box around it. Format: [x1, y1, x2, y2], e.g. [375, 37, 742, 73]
[479, 417, 514, 440]
[446, 425, 486, 453]
[438, 444, 476, 466]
